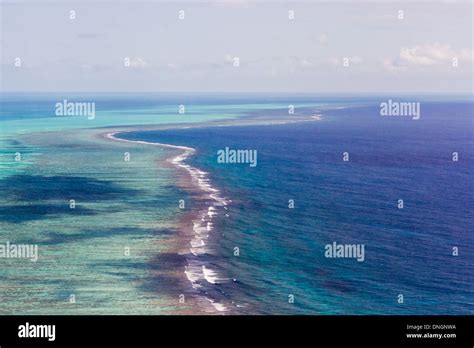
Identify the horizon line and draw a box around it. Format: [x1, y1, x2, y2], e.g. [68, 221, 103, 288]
[1, 91, 473, 96]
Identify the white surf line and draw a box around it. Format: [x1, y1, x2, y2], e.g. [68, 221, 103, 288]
[106, 130, 229, 312]
[107, 131, 195, 153]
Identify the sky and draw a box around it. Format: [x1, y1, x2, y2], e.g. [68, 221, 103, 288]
[1, 0, 473, 94]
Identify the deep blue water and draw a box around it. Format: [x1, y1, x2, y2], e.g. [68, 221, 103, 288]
[122, 101, 474, 314]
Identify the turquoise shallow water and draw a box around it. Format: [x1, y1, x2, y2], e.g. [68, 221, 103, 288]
[0, 129, 190, 314]
[1, 94, 472, 314]
[0, 93, 328, 314]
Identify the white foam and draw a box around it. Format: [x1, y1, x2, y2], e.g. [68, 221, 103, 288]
[191, 239, 205, 248]
[108, 130, 231, 313]
[208, 299, 227, 312]
[206, 297, 227, 312]
[184, 265, 202, 289]
[202, 265, 219, 284]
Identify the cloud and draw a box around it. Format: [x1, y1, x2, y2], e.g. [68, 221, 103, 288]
[385, 43, 474, 71]
[128, 57, 150, 69]
[400, 43, 454, 65]
[300, 58, 313, 68]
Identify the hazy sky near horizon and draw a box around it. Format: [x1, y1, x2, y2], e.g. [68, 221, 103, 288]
[1, 0, 473, 93]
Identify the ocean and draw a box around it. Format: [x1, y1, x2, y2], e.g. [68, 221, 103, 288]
[0, 94, 472, 314]
[120, 99, 474, 314]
